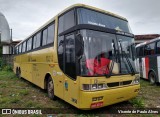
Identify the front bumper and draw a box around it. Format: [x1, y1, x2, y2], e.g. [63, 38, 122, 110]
[79, 84, 140, 109]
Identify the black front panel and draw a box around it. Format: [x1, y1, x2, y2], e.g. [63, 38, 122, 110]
[65, 34, 76, 79]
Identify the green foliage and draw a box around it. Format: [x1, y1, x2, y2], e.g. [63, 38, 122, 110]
[129, 98, 145, 108]
[0, 57, 12, 71]
[3, 65, 13, 71]
[0, 58, 6, 70]
[0, 46, 2, 56]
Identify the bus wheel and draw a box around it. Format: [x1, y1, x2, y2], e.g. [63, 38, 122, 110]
[18, 69, 21, 78]
[149, 71, 156, 85]
[16, 68, 19, 77]
[47, 77, 56, 100]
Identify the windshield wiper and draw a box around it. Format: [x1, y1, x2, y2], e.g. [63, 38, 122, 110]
[105, 40, 117, 78]
[119, 40, 135, 75]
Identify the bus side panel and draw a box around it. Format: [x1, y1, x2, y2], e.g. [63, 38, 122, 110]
[21, 54, 33, 82]
[31, 48, 52, 89]
[139, 57, 143, 78]
[149, 55, 158, 80]
[145, 57, 149, 79]
[63, 76, 79, 108]
[141, 57, 147, 79]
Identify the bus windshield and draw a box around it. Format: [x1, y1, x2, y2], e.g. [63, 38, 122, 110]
[79, 29, 137, 76]
[77, 8, 132, 33]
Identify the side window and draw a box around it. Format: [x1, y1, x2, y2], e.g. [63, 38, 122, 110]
[47, 23, 55, 44]
[65, 34, 76, 79]
[42, 28, 47, 46]
[15, 47, 19, 54]
[33, 35, 37, 49]
[36, 32, 41, 48]
[27, 38, 32, 51]
[58, 9, 75, 34]
[156, 41, 160, 54]
[144, 43, 155, 55]
[19, 45, 22, 53]
[22, 41, 26, 53]
[58, 36, 64, 70]
[139, 47, 144, 56]
[136, 47, 140, 57]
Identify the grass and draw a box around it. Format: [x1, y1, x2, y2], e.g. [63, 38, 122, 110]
[129, 98, 145, 108]
[0, 70, 160, 116]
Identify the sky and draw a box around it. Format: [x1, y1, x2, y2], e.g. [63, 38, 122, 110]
[0, 0, 160, 41]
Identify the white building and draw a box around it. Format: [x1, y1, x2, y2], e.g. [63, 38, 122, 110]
[0, 12, 11, 54]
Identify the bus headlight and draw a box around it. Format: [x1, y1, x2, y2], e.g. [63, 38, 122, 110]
[82, 84, 107, 91]
[132, 75, 140, 84]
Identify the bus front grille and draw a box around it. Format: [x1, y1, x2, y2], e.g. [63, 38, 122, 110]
[123, 80, 132, 85]
[107, 82, 119, 87]
[107, 80, 132, 88]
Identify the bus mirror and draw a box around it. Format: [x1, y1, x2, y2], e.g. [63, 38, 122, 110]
[76, 34, 84, 58]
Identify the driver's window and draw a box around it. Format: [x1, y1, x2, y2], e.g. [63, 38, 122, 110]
[65, 34, 76, 79]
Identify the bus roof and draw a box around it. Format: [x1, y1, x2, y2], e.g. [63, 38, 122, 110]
[16, 4, 128, 46]
[136, 37, 160, 48]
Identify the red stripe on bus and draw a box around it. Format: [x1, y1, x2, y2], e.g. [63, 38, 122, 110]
[145, 57, 149, 79]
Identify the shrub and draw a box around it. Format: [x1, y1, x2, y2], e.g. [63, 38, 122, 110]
[3, 65, 13, 71]
[0, 58, 6, 70]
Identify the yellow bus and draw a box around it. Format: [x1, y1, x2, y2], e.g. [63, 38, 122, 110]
[14, 4, 140, 109]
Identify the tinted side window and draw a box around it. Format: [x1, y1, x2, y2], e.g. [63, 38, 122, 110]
[58, 36, 64, 70]
[144, 43, 155, 55]
[42, 28, 47, 46]
[19, 45, 22, 53]
[58, 10, 75, 34]
[27, 38, 32, 51]
[36, 32, 41, 48]
[139, 47, 144, 56]
[156, 41, 160, 54]
[22, 41, 26, 53]
[65, 34, 76, 79]
[136, 47, 140, 57]
[33, 35, 37, 49]
[16, 47, 19, 54]
[47, 23, 55, 44]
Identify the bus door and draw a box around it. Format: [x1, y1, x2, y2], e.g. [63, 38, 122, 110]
[63, 33, 79, 106]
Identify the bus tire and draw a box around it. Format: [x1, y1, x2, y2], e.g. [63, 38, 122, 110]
[16, 68, 19, 77]
[47, 76, 56, 100]
[18, 68, 21, 78]
[149, 71, 156, 85]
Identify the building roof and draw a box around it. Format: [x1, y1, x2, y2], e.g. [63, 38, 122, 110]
[135, 34, 160, 40]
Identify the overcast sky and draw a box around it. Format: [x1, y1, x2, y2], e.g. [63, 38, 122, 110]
[0, 0, 160, 41]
